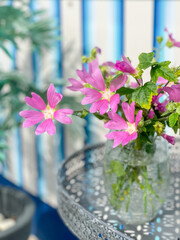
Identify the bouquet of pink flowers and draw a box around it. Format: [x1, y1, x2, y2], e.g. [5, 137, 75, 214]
[20, 29, 180, 150]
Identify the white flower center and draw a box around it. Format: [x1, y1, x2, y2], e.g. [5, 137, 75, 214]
[102, 89, 112, 101]
[43, 108, 54, 119]
[126, 123, 136, 134]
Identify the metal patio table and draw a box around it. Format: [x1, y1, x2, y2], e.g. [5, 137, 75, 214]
[57, 141, 180, 240]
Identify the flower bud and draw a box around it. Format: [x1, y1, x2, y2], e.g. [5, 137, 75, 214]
[138, 117, 144, 128]
[81, 56, 88, 63]
[153, 121, 165, 135]
[166, 102, 176, 111]
[166, 39, 173, 48]
[156, 36, 163, 44]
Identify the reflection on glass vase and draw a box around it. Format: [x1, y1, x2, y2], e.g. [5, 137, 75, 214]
[103, 137, 170, 225]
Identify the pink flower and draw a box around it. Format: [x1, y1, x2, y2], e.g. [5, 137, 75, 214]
[162, 133, 175, 145]
[165, 28, 180, 48]
[67, 65, 89, 92]
[162, 84, 180, 102]
[104, 101, 143, 147]
[115, 56, 138, 75]
[19, 84, 73, 135]
[152, 94, 168, 113]
[81, 59, 128, 115]
[148, 109, 155, 119]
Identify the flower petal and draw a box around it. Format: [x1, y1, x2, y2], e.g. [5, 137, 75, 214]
[25, 92, 46, 110]
[102, 61, 116, 68]
[110, 94, 120, 112]
[19, 110, 44, 128]
[122, 132, 137, 146]
[157, 77, 168, 85]
[104, 112, 128, 130]
[163, 84, 180, 102]
[57, 109, 74, 115]
[86, 59, 106, 91]
[90, 99, 108, 115]
[135, 110, 143, 127]
[47, 84, 63, 109]
[105, 131, 129, 148]
[81, 88, 102, 105]
[19, 110, 43, 119]
[54, 110, 72, 124]
[122, 101, 135, 124]
[162, 133, 175, 145]
[110, 74, 128, 92]
[148, 109, 155, 119]
[115, 56, 137, 75]
[67, 78, 84, 91]
[130, 79, 142, 89]
[35, 119, 56, 135]
[76, 66, 88, 82]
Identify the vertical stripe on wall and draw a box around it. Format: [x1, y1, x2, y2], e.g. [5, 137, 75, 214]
[30, 0, 45, 198]
[108, 0, 124, 61]
[82, 0, 124, 144]
[153, 0, 166, 61]
[54, 0, 65, 162]
[164, 1, 175, 62]
[82, 0, 95, 144]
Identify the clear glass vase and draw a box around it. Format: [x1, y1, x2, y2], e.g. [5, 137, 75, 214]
[103, 137, 170, 225]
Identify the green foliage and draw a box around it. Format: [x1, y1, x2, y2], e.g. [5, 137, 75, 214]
[173, 66, 180, 78]
[151, 62, 177, 83]
[116, 87, 135, 96]
[132, 82, 157, 109]
[166, 102, 176, 112]
[176, 106, 180, 115]
[153, 121, 165, 135]
[169, 113, 179, 127]
[0, 6, 59, 57]
[138, 52, 155, 70]
[109, 160, 125, 177]
[0, 71, 45, 133]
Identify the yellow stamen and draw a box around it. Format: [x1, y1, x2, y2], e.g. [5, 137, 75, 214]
[42, 107, 55, 120]
[102, 89, 114, 101]
[126, 122, 137, 134]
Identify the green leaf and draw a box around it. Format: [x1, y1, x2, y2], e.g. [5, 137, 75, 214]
[158, 61, 171, 67]
[173, 123, 179, 134]
[110, 160, 125, 177]
[138, 52, 155, 70]
[116, 87, 135, 96]
[175, 69, 180, 78]
[151, 64, 177, 84]
[132, 82, 157, 109]
[169, 112, 179, 127]
[176, 106, 180, 115]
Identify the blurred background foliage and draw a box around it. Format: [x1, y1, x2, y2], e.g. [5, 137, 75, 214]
[0, 2, 85, 162]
